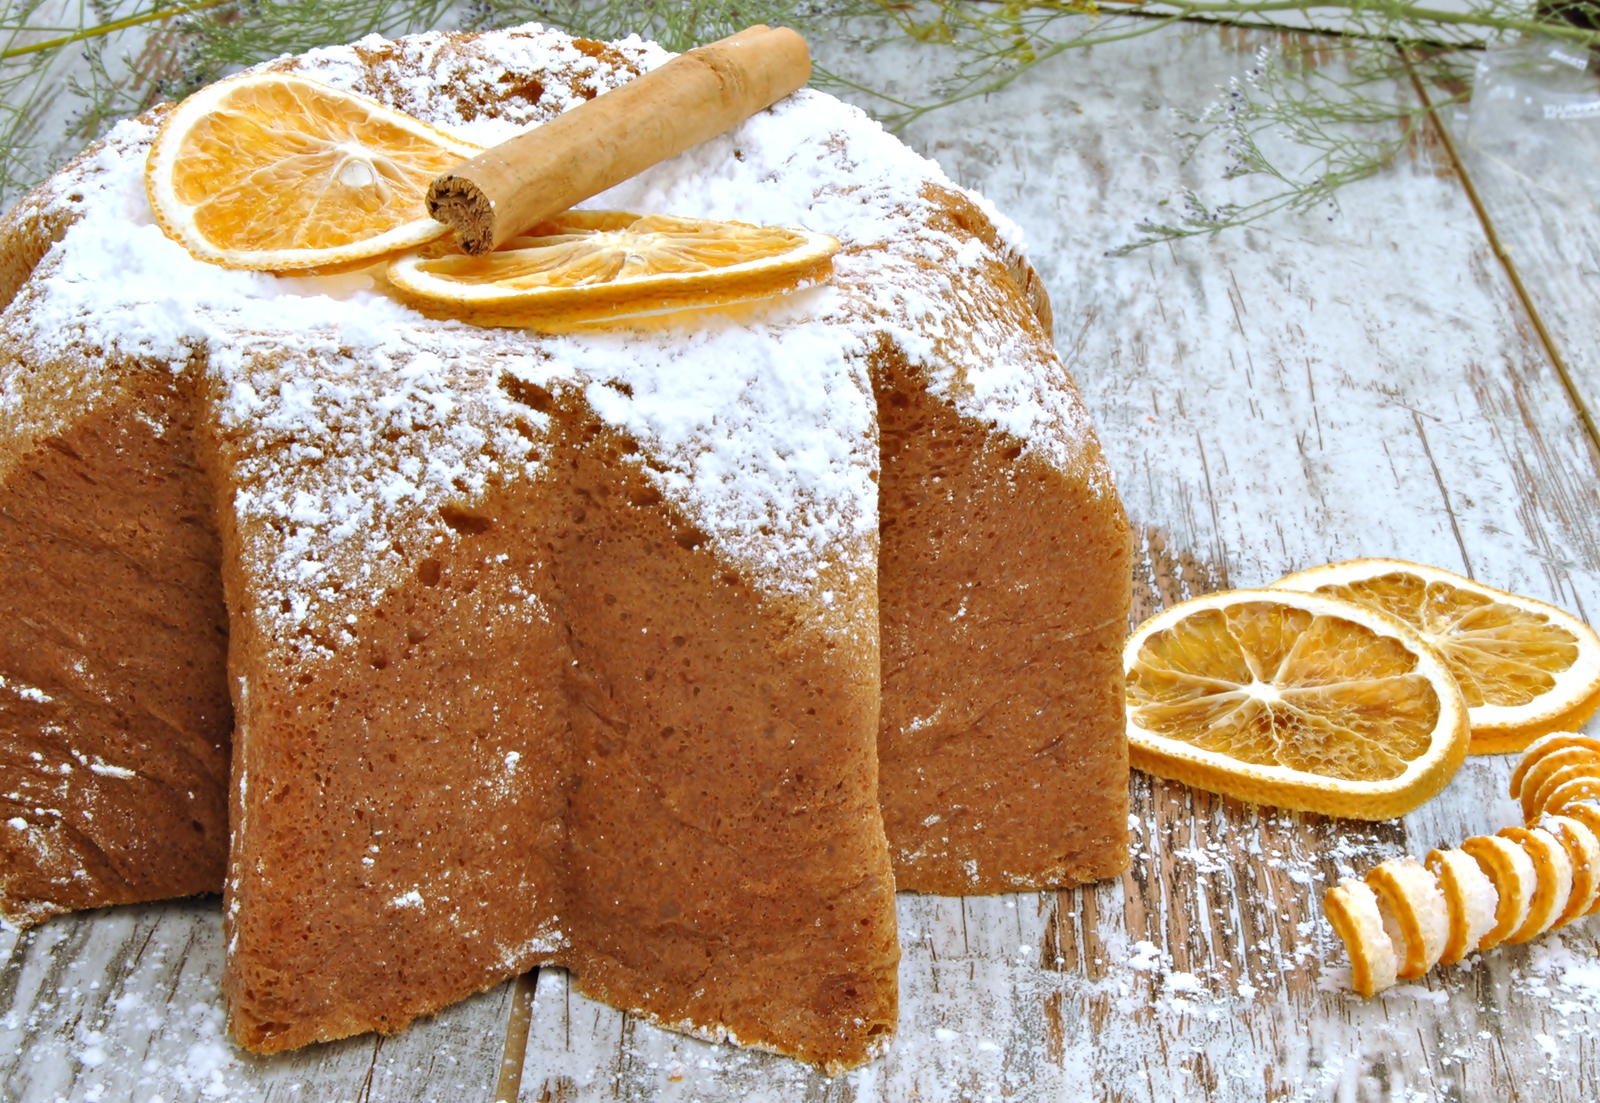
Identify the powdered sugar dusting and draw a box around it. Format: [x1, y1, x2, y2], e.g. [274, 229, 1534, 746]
[284, 27, 672, 148]
[4, 21, 1094, 650]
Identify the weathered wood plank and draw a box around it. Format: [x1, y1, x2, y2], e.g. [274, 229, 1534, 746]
[1445, 36, 1600, 447]
[0, 899, 515, 1101]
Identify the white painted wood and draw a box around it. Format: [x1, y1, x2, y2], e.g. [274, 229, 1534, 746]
[1448, 36, 1600, 441]
[0, 900, 515, 1101]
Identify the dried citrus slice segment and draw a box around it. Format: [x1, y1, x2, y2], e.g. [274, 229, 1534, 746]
[1274, 559, 1600, 754]
[1460, 835, 1535, 950]
[1528, 761, 1600, 822]
[1365, 858, 1449, 977]
[1540, 814, 1600, 924]
[1124, 589, 1469, 819]
[1324, 879, 1399, 996]
[1511, 732, 1600, 798]
[386, 210, 839, 329]
[1424, 848, 1499, 966]
[1496, 826, 1572, 942]
[147, 71, 481, 270]
[1516, 745, 1600, 819]
[1541, 777, 1600, 818]
[1558, 804, 1600, 914]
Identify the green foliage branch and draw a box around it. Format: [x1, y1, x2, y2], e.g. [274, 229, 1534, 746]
[2, 0, 1598, 242]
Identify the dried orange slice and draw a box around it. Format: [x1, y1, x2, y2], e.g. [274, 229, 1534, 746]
[1424, 848, 1499, 966]
[386, 210, 839, 329]
[1324, 879, 1399, 996]
[1124, 590, 1470, 819]
[1274, 560, 1600, 754]
[147, 72, 480, 270]
[1365, 858, 1449, 978]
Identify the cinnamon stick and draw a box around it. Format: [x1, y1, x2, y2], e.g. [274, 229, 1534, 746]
[427, 25, 811, 255]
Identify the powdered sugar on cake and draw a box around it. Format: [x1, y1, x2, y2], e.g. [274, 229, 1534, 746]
[4, 22, 1099, 645]
[285, 29, 673, 148]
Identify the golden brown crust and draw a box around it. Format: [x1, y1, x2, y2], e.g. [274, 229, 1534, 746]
[546, 403, 895, 1070]
[874, 341, 1131, 893]
[217, 429, 572, 1051]
[0, 358, 230, 925]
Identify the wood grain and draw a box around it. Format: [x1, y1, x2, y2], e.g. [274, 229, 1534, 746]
[0, 899, 517, 1101]
[8, 20, 1600, 1102]
[1441, 37, 1600, 455]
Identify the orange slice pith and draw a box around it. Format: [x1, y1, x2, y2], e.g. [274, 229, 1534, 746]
[386, 210, 840, 329]
[1365, 858, 1449, 978]
[1495, 826, 1572, 943]
[1324, 879, 1399, 996]
[1459, 834, 1535, 950]
[1124, 590, 1470, 820]
[1274, 559, 1600, 754]
[1424, 848, 1499, 966]
[146, 72, 481, 270]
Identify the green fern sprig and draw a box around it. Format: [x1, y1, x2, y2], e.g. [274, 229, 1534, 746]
[1118, 41, 1474, 250]
[3, 1, 1598, 244]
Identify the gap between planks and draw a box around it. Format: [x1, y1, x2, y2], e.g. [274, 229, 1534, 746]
[1403, 48, 1600, 468]
[495, 968, 538, 1103]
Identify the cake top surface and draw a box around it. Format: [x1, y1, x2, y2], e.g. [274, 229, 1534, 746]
[2, 24, 1102, 649]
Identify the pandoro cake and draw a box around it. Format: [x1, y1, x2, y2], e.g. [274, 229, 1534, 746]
[0, 25, 1130, 1069]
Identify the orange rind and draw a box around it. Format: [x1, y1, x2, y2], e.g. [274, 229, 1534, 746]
[1541, 779, 1600, 818]
[1324, 879, 1399, 997]
[1124, 589, 1470, 820]
[1539, 814, 1600, 924]
[146, 72, 481, 271]
[1527, 760, 1600, 822]
[1495, 826, 1572, 943]
[1423, 848, 1499, 966]
[1557, 803, 1600, 914]
[1365, 858, 1449, 978]
[386, 211, 840, 330]
[1459, 834, 1536, 951]
[1332, 740, 1600, 996]
[1274, 560, 1600, 754]
[1510, 732, 1600, 798]
[1517, 745, 1600, 819]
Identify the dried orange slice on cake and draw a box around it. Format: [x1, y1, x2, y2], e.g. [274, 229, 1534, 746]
[1124, 590, 1470, 820]
[146, 72, 481, 270]
[385, 211, 839, 329]
[1273, 560, 1600, 754]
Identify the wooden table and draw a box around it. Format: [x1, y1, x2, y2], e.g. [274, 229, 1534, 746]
[5, 21, 1599, 1102]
